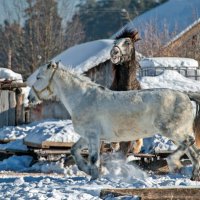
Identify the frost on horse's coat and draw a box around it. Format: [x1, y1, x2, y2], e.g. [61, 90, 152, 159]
[28, 61, 200, 181]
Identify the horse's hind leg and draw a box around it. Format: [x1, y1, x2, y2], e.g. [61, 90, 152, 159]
[167, 136, 195, 173]
[187, 145, 200, 181]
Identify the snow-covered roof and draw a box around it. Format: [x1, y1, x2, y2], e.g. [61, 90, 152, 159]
[0, 68, 23, 83]
[53, 39, 114, 74]
[115, 0, 200, 42]
[27, 39, 113, 86]
[139, 57, 199, 68]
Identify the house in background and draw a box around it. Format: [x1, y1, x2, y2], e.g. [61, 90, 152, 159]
[162, 18, 200, 63]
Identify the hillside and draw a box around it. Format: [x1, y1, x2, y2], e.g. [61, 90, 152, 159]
[119, 0, 200, 39]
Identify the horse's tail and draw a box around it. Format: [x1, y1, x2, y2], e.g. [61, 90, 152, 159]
[187, 92, 200, 148]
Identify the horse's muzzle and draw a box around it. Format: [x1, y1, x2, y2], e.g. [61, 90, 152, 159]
[110, 46, 121, 65]
[28, 89, 42, 105]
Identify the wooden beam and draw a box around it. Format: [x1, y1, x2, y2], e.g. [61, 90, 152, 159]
[100, 188, 200, 200]
[0, 82, 27, 90]
[24, 140, 74, 149]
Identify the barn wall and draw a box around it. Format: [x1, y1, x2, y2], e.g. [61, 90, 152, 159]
[162, 22, 200, 64]
[0, 88, 25, 128]
[86, 60, 113, 88]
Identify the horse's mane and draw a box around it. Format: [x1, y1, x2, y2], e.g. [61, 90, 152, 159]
[115, 27, 140, 42]
[56, 65, 106, 90]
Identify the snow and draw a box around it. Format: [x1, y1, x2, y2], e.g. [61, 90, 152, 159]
[139, 57, 198, 68]
[0, 67, 23, 82]
[24, 119, 80, 145]
[140, 70, 200, 92]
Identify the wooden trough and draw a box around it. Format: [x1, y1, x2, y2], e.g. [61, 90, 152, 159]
[100, 187, 200, 200]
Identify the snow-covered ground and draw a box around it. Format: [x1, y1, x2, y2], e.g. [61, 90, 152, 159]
[0, 119, 200, 200]
[2, 57, 200, 198]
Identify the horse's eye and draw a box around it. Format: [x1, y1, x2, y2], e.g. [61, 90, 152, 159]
[125, 40, 130, 45]
[36, 76, 41, 80]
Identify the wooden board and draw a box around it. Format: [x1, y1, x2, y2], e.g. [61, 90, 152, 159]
[100, 188, 200, 200]
[8, 91, 16, 126]
[0, 90, 9, 127]
[24, 140, 74, 149]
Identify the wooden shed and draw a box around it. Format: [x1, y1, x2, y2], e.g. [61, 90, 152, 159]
[0, 81, 27, 128]
[162, 18, 200, 64]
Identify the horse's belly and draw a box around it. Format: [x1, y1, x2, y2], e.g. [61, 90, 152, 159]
[102, 116, 157, 142]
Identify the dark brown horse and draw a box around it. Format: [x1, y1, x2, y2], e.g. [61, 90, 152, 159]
[110, 28, 142, 155]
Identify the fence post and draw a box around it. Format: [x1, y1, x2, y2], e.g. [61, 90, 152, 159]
[15, 88, 25, 125]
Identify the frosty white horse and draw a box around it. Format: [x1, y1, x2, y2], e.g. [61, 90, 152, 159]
[28, 61, 200, 180]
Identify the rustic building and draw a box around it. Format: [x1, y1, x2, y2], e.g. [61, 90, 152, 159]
[161, 18, 200, 63]
[0, 81, 27, 128]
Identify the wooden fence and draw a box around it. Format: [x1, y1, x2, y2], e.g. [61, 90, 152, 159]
[139, 67, 200, 80]
[0, 81, 27, 128]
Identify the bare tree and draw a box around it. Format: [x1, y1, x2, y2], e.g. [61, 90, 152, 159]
[136, 20, 178, 57]
[64, 14, 85, 49]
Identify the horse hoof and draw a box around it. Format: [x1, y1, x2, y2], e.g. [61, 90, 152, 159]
[90, 167, 99, 180]
[166, 157, 183, 173]
[190, 176, 200, 181]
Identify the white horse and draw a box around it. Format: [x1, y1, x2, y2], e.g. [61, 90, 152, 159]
[28, 61, 200, 180]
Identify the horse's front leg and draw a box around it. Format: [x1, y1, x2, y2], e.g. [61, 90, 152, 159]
[71, 137, 91, 175]
[88, 133, 100, 180]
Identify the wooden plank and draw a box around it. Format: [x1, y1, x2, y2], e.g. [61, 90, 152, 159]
[24, 140, 74, 149]
[0, 90, 9, 127]
[100, 188, 200, 200]
[8, 91, 16, 126]
[0, 82, 27, 90]
[32, 148, 88, 156]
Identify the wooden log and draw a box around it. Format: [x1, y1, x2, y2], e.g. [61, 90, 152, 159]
[8, 91, 16, 126]
[0, 90, 9, 127]
[100, 188, 200, 200]
[0, 82, 27, 90]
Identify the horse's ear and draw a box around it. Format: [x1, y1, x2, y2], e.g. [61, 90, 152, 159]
[47, 61, 57, 70]
[47, 61, 52, 69]
[132, 31, 141, 42]
[55, 60, 61, 68]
